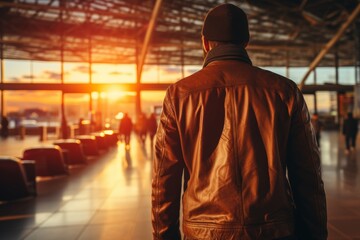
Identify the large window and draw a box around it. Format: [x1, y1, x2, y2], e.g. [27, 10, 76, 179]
[4, 90, 61, 128]
[5, 60, 61, 83]
[261, 66, 357, 85]
[2, 59, 357, 132]
[339, 67, 356, 85]
[64, 93, 90, 124]
[92, 64, 136, 83]
[141, 91, 166, 116]
[100, 91, 136, 129]
[304, 94, 315, 114]
[141, 65, 201, 83]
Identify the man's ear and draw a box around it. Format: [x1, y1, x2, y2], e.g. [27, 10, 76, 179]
[202, 36, 210, 53]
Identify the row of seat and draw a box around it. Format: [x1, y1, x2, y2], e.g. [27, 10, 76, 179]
[0, 130, 118, 202]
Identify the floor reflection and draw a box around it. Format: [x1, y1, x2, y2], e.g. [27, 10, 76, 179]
[124, 148, 132, 169]
[0, 131, 360, 239]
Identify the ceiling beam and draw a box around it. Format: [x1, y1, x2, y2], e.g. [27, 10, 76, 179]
[1, 38, 315, 53]
[1, 82, 352, 94]
[0, 1, 143, 21]
[136, 0, 163, 81]
[299, 3, 360, 90]
[0, 83, 169, 93]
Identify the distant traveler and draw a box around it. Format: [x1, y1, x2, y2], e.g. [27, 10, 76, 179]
[119, 113, 133, 147]
[1, 116, 9, 138]
[343, 112, 358, 154]
[78, 118, 86, 135]
[61, 117, 68, 139]
[151, 3, 327, 240]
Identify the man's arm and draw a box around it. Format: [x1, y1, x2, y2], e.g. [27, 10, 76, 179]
[287, 88, 327, 239]
[152, 91, 184, 240]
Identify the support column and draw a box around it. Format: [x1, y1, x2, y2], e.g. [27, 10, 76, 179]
[335, 45, 339, 85]
[299, 3, 360, 89]
[335, 46, 341, 124]
[88, 35, 94, 130]
[314, 68, 318, 114]
[135, 0, 163, 117]
[0, 22, 4, 119]
[135, 39, 141, 119]
[97, 91, 102, 131]
[87, 2, 94, 130]
[285, 51, 290, 78]
[60, 0, 67, 139]
[355, 20, 360, 84]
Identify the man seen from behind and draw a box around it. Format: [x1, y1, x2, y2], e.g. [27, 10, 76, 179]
[152, 3, 327, 240]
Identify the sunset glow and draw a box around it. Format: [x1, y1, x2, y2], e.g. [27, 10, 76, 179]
[2, 58, 358, 130]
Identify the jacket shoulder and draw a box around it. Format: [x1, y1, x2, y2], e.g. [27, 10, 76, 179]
[166, 68, 219, 98]
[252, 66, 298, 92]
[166, 63, 300, 99]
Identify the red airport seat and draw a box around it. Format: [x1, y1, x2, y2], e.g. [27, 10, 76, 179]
[23, 146, 68, 177]
[0, 156, 36, 201]
[91, 132, 108, 151]
[75, 135, 99, 156]
[54, 139, 87, 165]
[103, 130, 119, 146]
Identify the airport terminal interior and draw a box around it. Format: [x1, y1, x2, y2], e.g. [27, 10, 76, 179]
[1, 0, 360, 239]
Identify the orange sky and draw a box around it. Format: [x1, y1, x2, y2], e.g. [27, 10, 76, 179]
[2, 60, 200, 124]
[2, 59, 357, 124]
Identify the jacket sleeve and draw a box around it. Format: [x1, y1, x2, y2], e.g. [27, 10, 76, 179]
[287, 87, 327, 240]
[152, 91, 184, 240]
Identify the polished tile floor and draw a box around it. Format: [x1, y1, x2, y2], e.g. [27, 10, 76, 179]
[0, 131, 360, 240]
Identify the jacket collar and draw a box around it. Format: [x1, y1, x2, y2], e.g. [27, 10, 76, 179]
[202, 44, 252, 68]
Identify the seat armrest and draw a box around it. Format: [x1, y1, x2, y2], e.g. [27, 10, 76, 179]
[22, 160, 36, 182]
[22, 160, 37, 196]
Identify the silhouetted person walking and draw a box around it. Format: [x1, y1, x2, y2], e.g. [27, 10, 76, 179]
[343, 112, 358, 154]
[1, 116, 9, 138]
[152, 3, 327, 240]
[119, 113, 133, 148]
[61, 117, 68, 139]
[78, 118, 86, 135]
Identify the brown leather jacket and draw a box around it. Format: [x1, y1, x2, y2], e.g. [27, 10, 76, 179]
[152, 45, 327, 240]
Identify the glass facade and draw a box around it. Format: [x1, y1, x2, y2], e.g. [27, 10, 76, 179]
[1, 59, 357, 131]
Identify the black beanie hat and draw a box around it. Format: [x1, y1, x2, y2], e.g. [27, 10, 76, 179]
[202, 3, 250, 43]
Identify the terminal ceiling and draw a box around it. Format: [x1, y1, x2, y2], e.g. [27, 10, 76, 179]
[0, 0, 359, 67]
